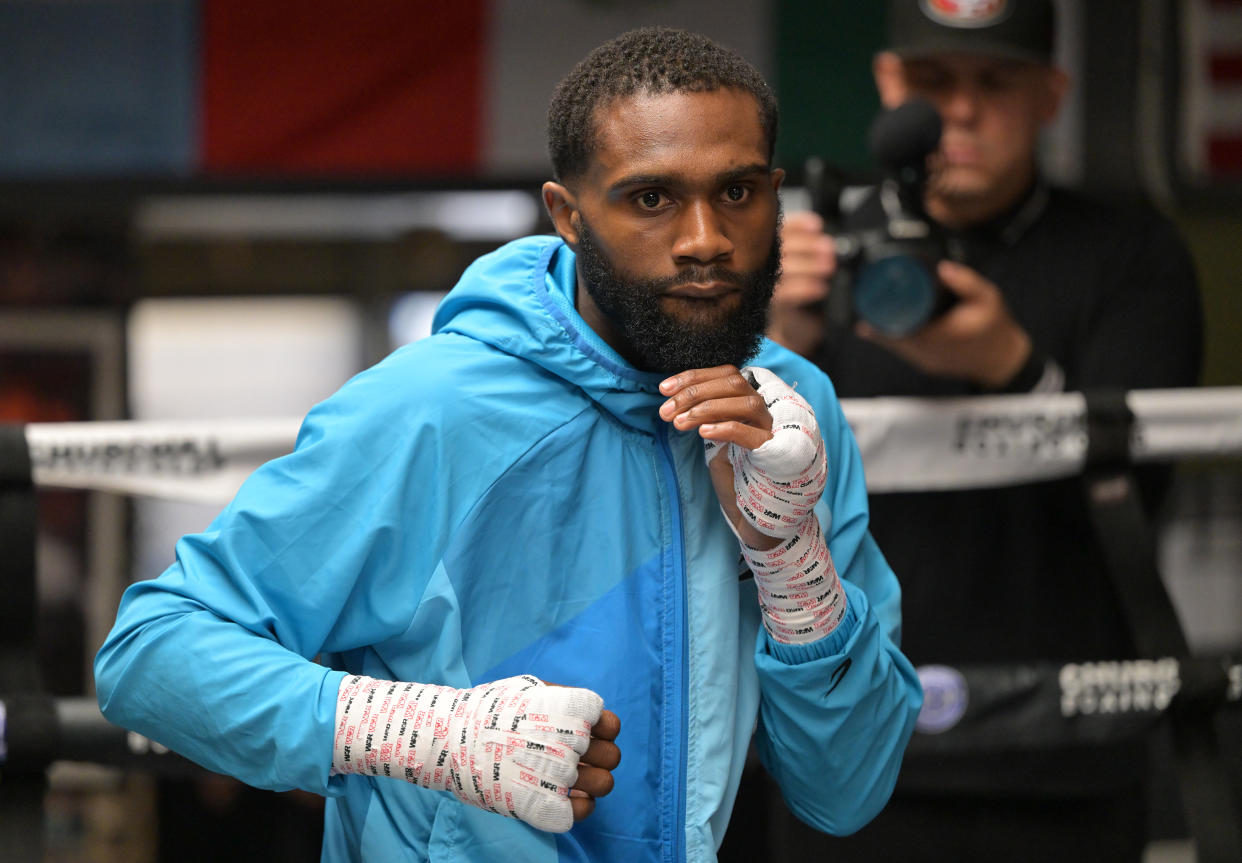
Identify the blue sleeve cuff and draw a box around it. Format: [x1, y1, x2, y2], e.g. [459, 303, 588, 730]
[760, 583, 863, 665]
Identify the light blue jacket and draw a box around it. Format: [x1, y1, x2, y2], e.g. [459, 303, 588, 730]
[96, 236, 921, 863]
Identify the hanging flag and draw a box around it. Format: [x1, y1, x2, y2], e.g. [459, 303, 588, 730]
[200, 0, 485, 176]
[0, 0, 772, 180]
[1183, 0, 1242, 180]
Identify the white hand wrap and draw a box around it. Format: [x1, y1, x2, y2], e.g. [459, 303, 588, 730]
[332, 674, 602, 834]
[705, 367, 846, 644]
[704, 366, 828, 539]
[742, 512, 847, 644]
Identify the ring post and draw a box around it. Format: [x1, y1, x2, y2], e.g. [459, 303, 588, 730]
[1082, 390, 1241, 863]
[0, 423, 47, 863]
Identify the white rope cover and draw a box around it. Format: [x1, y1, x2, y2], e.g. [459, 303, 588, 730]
[22, 387, 1242, 502]
[25, 417, 300, 503]
[847, 387, 1242, 492]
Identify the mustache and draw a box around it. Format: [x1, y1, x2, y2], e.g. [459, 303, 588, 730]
[655, 266, 751, 290]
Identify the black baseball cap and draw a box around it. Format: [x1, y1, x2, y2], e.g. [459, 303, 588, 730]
[886, 0, 1056, 64]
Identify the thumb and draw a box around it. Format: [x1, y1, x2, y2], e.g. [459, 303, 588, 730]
[936, 260, 992, 301]
[783, 209, 825, 235]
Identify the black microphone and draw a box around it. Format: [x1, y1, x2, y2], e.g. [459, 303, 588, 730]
[868, 98, 942, 213]
[870, 98, 942, 173]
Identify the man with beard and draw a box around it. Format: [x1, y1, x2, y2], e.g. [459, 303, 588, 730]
[96, 27, 920, 863]
[759, 1, 1203, 861]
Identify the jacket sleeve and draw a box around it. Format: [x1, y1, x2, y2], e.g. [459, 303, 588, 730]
[93, 346, 473, 796]
[751, 379, 922, 836]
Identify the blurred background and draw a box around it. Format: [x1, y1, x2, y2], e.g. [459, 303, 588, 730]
[0, 0, 1239, 860]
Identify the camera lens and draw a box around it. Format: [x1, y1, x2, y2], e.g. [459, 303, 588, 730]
[853, 254, 937, 336]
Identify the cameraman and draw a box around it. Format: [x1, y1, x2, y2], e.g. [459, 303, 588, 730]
[764, 1, 1203, 860]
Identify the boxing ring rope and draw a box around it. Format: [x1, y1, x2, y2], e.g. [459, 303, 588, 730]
[22, 387, 1242, 501]
[3, 386, 1242, 859]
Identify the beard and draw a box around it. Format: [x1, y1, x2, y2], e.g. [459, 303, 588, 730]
[575, 214, 782, 374]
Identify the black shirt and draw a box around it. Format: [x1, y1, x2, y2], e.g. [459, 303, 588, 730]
[816, 183, 1204, 793]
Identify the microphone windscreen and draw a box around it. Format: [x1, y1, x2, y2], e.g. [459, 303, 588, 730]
[868, 98, 942, 173]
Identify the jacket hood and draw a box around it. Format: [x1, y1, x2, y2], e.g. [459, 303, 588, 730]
[432, 235, 670, 434]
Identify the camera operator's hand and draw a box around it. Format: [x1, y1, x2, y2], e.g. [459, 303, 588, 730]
[768, 210, 836, 357]
[858, 259, 1031, 389]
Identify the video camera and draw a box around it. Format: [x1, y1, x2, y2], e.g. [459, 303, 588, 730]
[810, 98, 957, 337]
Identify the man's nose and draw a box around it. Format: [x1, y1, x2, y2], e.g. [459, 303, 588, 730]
[672, 200, 733, 264]
[939, 85, 982, 125]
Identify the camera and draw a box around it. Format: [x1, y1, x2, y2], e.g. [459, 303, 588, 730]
[808, 99, 957, 337]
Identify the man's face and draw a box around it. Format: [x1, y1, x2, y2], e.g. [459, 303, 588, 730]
[894, 54, 1063, 220]
[575, 208, 781, 373]
[548, 88, 785, 373]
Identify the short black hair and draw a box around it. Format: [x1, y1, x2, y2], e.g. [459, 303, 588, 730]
[547, 27, 778, 183]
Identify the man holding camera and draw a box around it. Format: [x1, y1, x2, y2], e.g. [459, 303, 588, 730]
[763, 0, 1203, 860]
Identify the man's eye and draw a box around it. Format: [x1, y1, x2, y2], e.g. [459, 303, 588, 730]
[980, 73, 1019, 92]
[909, 73, 950, 92]
[638, 191, 664, 209]
[724, 185, 749, 202]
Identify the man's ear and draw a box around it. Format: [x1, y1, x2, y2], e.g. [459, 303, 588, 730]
[542, 181, 581, 249]
[1039, 65, 1070, 126]
[770, 167, 786, 193]
[873, 51, 910, 109]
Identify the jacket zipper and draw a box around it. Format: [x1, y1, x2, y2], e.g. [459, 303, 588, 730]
[655, 425, 688, 863]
